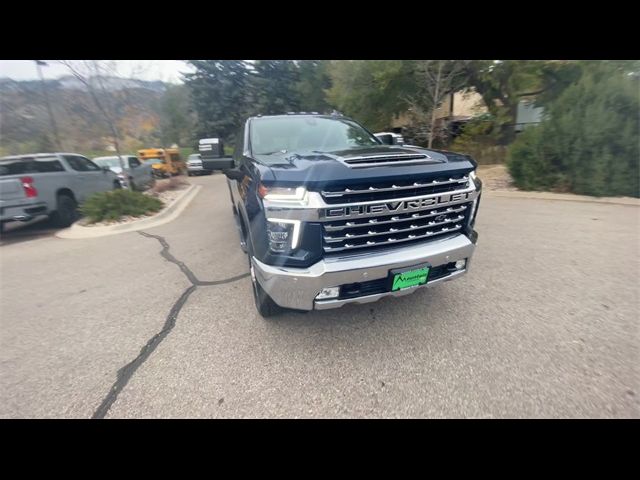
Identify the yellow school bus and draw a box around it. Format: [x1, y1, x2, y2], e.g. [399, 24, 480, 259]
[137, 148, 186, 177]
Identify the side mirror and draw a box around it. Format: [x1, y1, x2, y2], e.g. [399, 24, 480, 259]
[199, 137, 224, 157]
[222, 168, 245, 181]
[101, 166, 111, 173]
[376, 134, 394, 145]
[202, 157, 235, 171]
[199, 137, 235, 171]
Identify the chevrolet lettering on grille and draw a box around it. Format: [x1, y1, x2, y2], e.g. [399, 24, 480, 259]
[323, 191, 476, 219]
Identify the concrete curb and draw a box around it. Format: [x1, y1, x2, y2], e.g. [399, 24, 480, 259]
[484, 189, 640, 206]
[55, 185, 202, 239]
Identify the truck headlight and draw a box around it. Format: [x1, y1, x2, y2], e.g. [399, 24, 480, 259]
[266, 218, 301, 253]
[259, 184, 308, 203]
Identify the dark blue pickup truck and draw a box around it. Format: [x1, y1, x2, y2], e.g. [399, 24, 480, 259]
[201, 113, 481, 317]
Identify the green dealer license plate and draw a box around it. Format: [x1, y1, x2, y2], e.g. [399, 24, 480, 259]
[389, 264, 430, 291]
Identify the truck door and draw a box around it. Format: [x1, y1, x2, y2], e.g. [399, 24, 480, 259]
[127, 156, 146, 186]
[63, 155, 110, 201]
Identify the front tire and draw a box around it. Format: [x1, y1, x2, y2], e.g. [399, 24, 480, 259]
[246, 238, 282, 318]
[250, 259, 282, 318]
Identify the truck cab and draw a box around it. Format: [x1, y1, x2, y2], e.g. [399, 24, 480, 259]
[201, 113, 481, 317]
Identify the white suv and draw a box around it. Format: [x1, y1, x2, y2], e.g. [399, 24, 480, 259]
[186, 153, 212, 176]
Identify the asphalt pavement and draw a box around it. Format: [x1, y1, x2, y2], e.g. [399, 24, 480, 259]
[1, 174, 638, 418]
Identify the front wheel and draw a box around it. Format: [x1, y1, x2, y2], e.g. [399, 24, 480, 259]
[246, 240, 282, 318]
[249, 259, 282, 318]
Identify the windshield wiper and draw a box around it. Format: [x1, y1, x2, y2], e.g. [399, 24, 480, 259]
[259, 149, 288, 155]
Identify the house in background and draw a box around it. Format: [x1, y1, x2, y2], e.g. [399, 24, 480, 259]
[390, 89, 487, 138]
[515, 96, 544, 132]
[390, 89, 544, 141]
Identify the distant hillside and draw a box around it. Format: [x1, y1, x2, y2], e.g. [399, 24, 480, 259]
[0, 75, 167, 93]
[0, 76, 168, 156]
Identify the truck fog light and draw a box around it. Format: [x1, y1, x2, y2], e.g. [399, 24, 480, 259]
[266, 218, 301, 252]
[455, 259, 466, 270]
[316, 287, 340, 300]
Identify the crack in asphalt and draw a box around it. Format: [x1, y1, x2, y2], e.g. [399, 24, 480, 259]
[92, 231, 250, 419]
[92, 284, 197, 419]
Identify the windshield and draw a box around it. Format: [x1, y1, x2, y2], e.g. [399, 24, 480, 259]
[250, 116, 380, 155]
[145, 158, 164, 164]
[93, 157, 123, 168]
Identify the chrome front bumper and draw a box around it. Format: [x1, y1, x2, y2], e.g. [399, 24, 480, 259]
[252, 233, 475, 311]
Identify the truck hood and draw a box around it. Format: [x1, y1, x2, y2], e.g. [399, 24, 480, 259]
[254, 145, 477, 188]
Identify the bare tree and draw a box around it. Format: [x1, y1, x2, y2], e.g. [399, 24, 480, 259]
[58, 60, 131, 188]
[405, 60, 468, 148]
[34, 61, 63, 150]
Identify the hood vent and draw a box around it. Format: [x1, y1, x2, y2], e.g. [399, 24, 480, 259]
[341, 153, 437, 168]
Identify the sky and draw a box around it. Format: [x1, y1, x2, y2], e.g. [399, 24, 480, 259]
[0, 60, 196, 83]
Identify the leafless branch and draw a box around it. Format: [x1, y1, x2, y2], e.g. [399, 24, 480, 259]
[58, 60, 129, 187]
[405, 60, 467, 148]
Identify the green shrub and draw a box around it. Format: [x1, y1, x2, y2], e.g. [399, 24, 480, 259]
[507, 126, 570, 191]
[81, 189, 164, 223]
[508, 65, 639, 197]
[449, 115, 509, 165]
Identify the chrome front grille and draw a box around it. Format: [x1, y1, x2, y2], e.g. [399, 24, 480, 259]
[321, 174, 470, 204]
[322, 204, 470, 253]
[319, 175, 475, 254]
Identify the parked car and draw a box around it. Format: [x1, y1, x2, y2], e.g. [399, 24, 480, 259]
[200, 113, 481, 317]
[93, 155, 155, 190]
[186, 153, 213, 176]
[0, 153, 121, 231]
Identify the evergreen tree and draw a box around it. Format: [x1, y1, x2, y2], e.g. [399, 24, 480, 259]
[250, 60, 301, 115]
[295, 60, 332, 113]
[184, 60, 252, 141]
[326, 60, 417, 130]
[508, 62, 639, 197]
[158, 84, 195, 147]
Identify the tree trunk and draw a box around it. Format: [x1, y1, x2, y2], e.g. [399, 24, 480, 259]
[428, 62, 443, 149]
